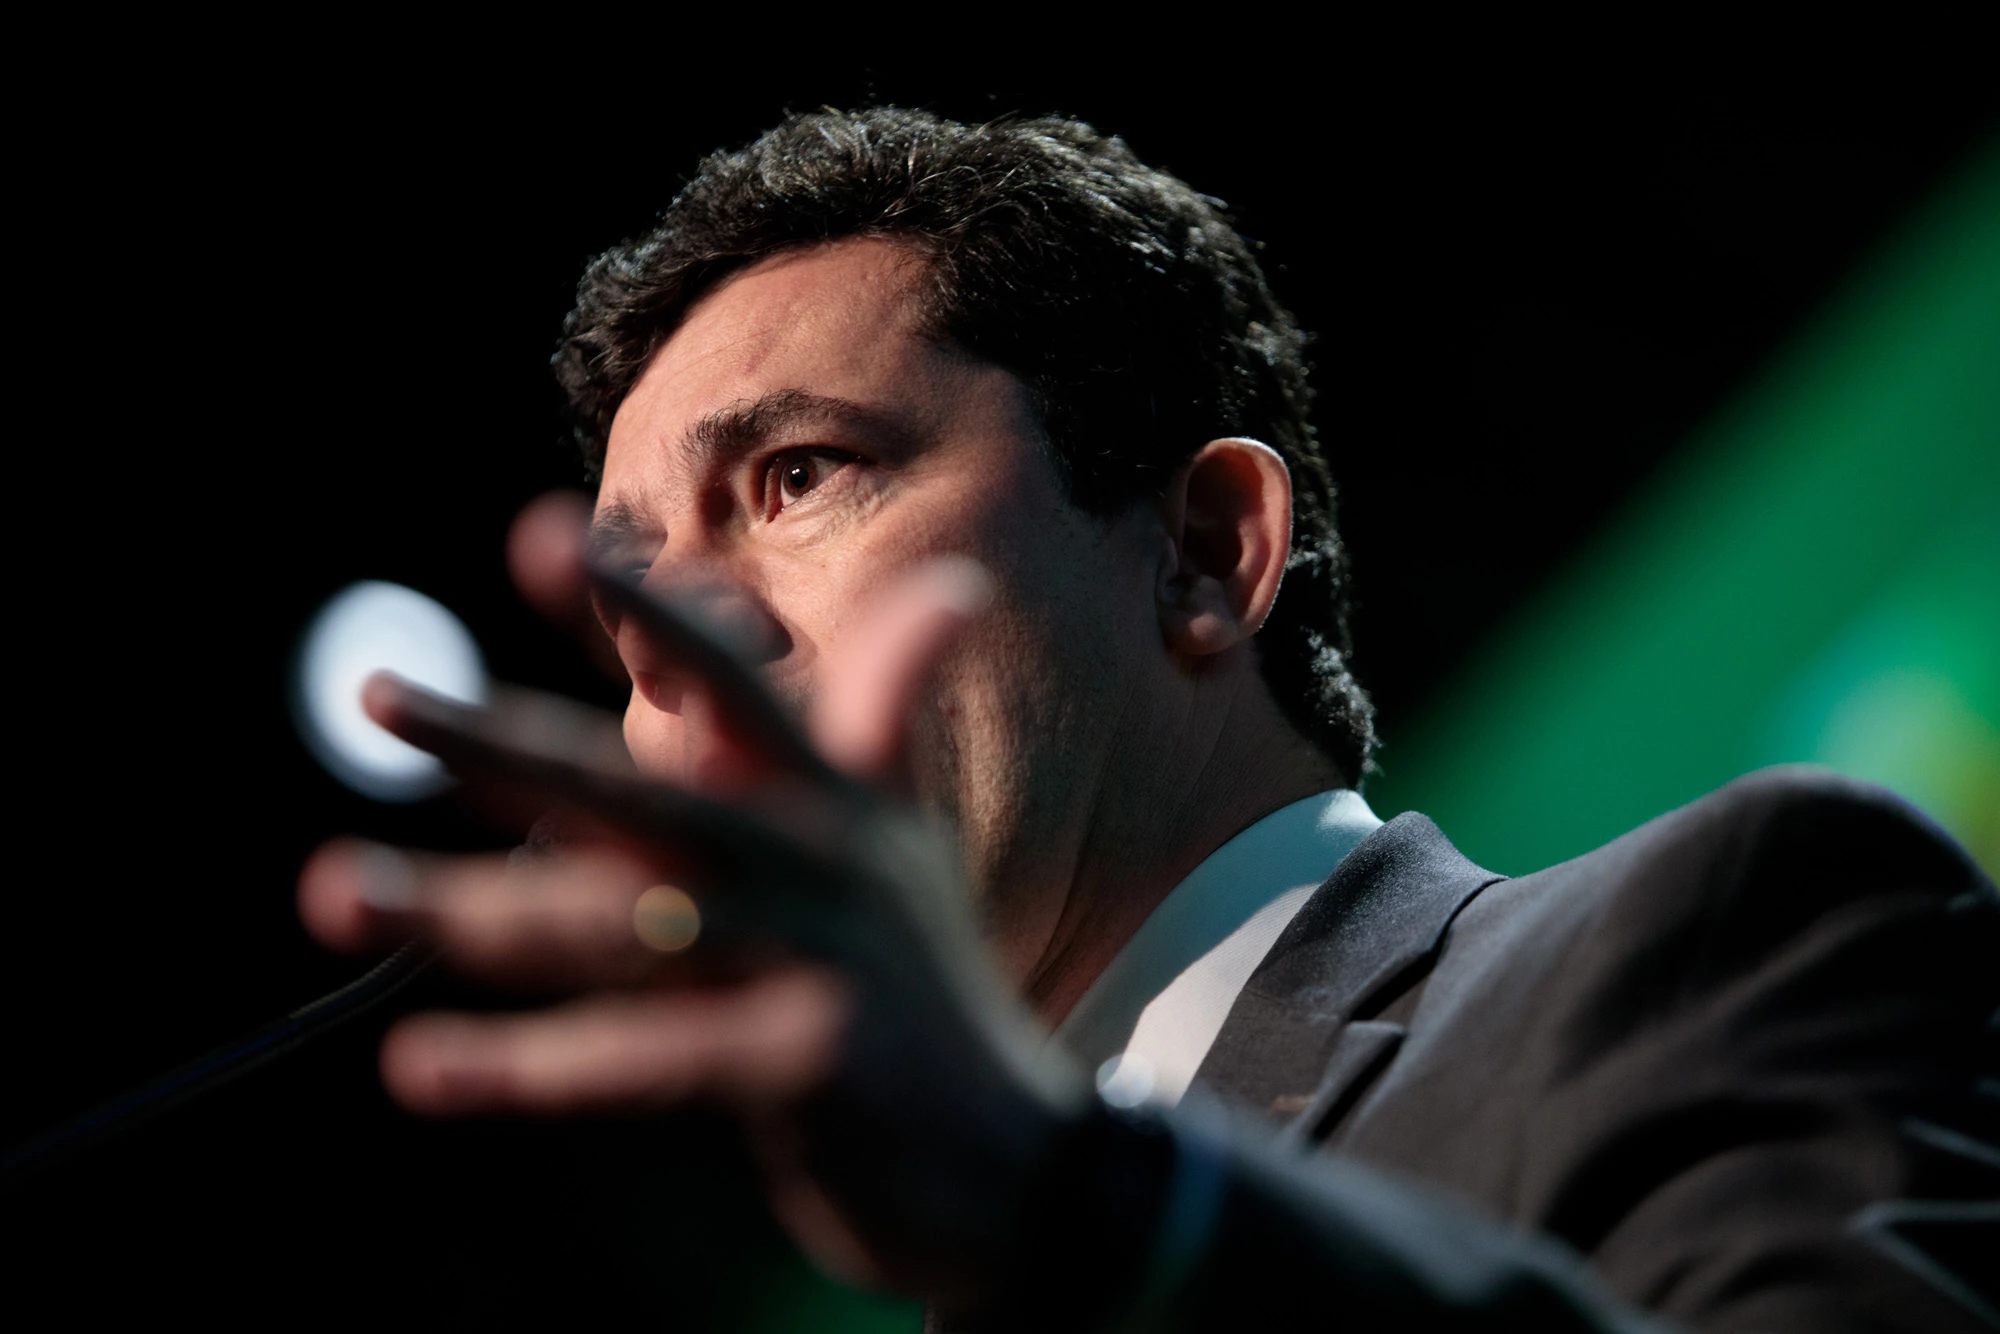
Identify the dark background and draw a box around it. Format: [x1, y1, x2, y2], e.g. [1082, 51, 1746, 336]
[7, 42, 1995, 1325]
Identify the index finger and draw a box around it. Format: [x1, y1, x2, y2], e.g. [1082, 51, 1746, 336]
[361, 674, 882, 960]
[588, 564, 842, 786]
[508, 491, 629, 684]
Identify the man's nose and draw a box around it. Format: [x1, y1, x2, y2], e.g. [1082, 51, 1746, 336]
[658, 581, 790, 666]
[617, 568, 792, 717]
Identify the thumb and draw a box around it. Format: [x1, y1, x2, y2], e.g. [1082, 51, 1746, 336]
[811, 558, 993, 784]
[507, 490, 629, 684]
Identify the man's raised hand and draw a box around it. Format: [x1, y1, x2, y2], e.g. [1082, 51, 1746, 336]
[295, 496, 1093, 1303]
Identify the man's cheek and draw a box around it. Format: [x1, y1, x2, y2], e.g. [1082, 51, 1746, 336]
[623, 695, 682, 779]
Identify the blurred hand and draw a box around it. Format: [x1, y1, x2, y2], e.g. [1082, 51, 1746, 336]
[297, 493, 1090, 1304]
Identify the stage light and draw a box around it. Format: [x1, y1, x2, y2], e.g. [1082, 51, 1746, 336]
[295, 581, 487, 801]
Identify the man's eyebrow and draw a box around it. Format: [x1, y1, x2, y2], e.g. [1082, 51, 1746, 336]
[588, 390, 923, 556]
[683, 388, 918, 469]
[586, 500, 655, 561]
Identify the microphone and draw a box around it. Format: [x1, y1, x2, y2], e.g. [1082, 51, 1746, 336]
[1, 581, 485, 1181]
[0, 943, 432, 1180]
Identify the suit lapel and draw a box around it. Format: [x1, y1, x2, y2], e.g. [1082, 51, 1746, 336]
[1193, 812, 1503, 1128]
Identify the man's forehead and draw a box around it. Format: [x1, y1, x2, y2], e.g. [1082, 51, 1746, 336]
[663, 238, 931, 380]
[605, 239, 941, 464]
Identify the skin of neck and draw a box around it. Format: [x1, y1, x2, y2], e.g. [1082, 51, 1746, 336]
[1007, 633, 1345, 1026]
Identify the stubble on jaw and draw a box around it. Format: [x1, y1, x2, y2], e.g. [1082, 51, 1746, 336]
[899, 506, 1141, 990]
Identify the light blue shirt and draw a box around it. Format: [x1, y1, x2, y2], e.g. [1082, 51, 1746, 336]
[1054, 789, 1382, 1107]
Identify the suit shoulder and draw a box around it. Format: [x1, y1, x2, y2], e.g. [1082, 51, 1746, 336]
[1691, 763, 1971, 845]
[1638, 765, 1983, 901]
[1425, 766, 1991, 1018]
[1521, 765, 1990, 920]
[1486, 766, 1997, 1024]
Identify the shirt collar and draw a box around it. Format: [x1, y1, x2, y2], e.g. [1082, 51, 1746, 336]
[1054, 788, 1382, 1101]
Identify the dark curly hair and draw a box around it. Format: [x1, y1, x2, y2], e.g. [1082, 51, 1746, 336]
[555, 107, 1376, 784]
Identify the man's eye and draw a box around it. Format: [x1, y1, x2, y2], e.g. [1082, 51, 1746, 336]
[771, 449, 853, 511]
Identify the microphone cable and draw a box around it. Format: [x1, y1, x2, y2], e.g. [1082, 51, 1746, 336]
[0, 943, 435, 1183]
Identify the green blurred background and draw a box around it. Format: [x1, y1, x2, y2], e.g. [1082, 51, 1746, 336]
[1369, 137, 1999, 881]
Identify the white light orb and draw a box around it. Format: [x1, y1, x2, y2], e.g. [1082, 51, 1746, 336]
[295, 581, 488, 801]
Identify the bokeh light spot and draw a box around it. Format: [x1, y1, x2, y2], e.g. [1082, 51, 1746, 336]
[295, 581, 488, 802]
[633, 885, 702, 953]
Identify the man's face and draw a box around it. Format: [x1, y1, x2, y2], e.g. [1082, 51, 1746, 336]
[595, 238, 1165, 978]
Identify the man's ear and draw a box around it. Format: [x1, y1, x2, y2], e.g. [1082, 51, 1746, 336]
[1156, 437, 1292, 657]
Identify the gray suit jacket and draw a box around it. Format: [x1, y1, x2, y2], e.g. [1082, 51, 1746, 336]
[1180, 767, 1996, 1330]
